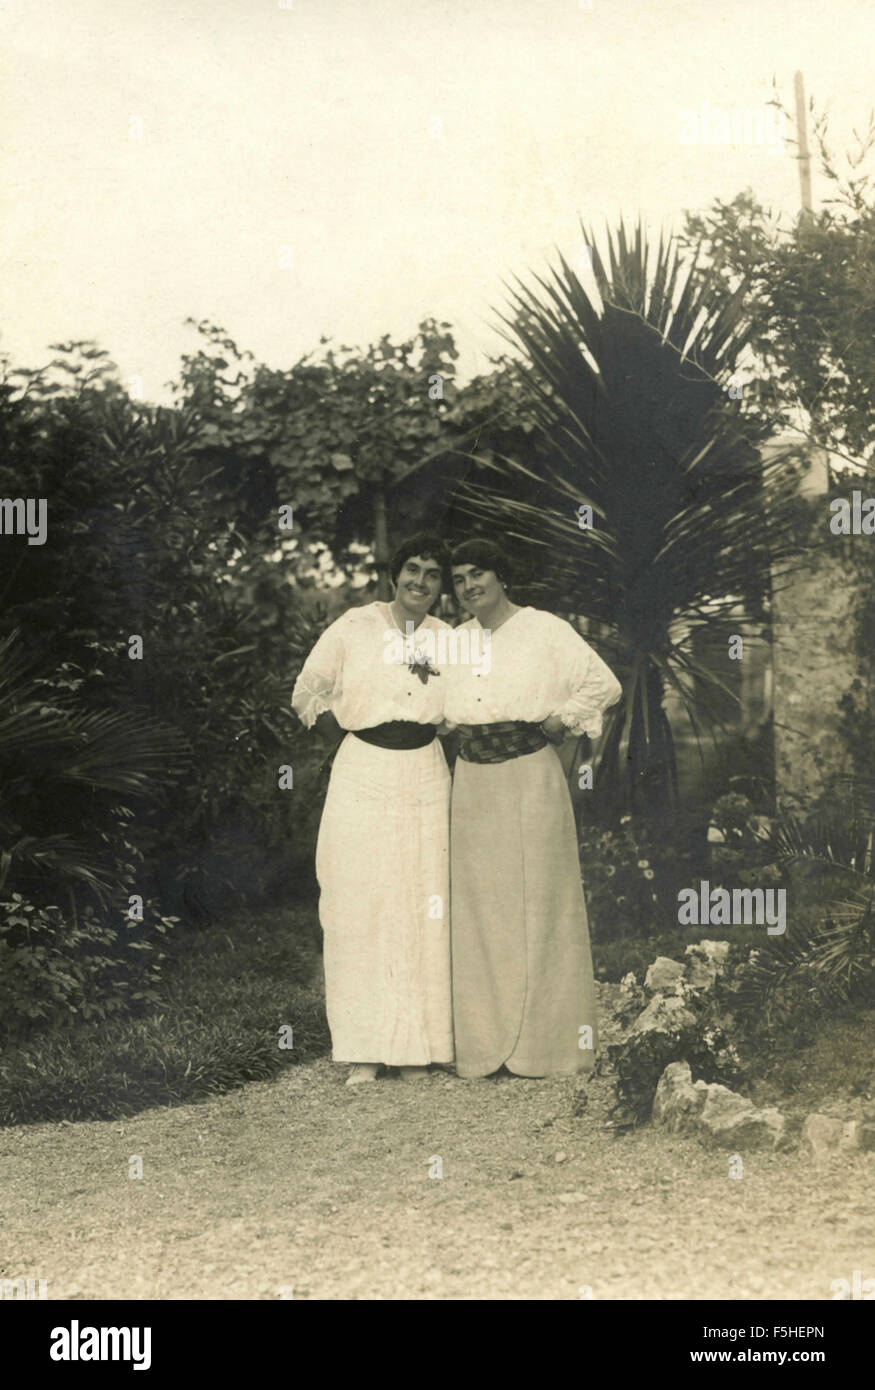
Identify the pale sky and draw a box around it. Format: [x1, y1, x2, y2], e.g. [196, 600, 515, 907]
[2, 0, 873, 401]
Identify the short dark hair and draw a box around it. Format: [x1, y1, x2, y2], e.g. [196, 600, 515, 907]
[389, 531, 451, 588]
[450, 538, 514, 587]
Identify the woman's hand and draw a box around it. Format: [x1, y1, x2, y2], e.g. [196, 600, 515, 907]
[540, 714, 567, 744]
[313, 709, 343, 749]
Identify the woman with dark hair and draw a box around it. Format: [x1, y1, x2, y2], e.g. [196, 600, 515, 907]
[291, 532, 454, 1085]
[444, 538, 622, 1079]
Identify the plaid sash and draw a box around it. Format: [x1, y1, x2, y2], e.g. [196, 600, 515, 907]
[455, 721, 548, 764]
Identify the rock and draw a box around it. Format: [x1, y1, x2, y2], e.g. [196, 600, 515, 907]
[801, 1112, 864, 1159]
[644, 957, 685, 993]
[628, 993, 697, 1037]
[651, 1063, 786, 1149]
[801, 1113, 843, 1156]
[651, 1061, 709, 1133]
[684, 940, 731, 992]
[699, 1087, 785, 1150]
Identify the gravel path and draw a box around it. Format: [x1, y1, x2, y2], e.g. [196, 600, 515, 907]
[2, 986, 872, 1301]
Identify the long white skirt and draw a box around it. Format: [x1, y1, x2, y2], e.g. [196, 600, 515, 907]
[315, 732, 454, 1065]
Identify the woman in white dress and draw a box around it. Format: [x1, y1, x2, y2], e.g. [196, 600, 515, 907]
[444, 539, 622, 1079]
[291, 533, 454, 1085]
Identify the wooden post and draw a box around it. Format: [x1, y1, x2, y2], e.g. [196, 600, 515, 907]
[794, 70, 830, 489]
[795, 71, 814, 225]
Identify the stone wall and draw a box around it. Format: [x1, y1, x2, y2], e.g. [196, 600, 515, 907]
[771, 498, 867, 813]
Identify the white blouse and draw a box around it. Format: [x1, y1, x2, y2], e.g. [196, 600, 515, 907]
[291, 601, 451, 730]
[442, 606, 622, 739]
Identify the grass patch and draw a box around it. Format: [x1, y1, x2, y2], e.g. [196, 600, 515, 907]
[746, 1002, 875, 1118]
[0, 906, 329, 1127]
[745, 1006, 873, 1100]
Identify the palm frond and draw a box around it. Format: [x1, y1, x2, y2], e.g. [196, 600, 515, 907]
[0, 835, 113, 897]
[455, 221, 803, 810]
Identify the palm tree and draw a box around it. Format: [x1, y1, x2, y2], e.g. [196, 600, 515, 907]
[457, 221, 801, 815]
[0, 629, 187, 911]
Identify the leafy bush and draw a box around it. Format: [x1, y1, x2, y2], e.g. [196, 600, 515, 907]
[0, 893, 179, 1045]
[0, 620, 187, 1031]
[0, 347, 334, 940]
[149, 593, 333, 919]
[723, 781, 875, 1034]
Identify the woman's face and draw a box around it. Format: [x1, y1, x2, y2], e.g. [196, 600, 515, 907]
[394, 554, 443, 616]
[451, 563, 503, 616]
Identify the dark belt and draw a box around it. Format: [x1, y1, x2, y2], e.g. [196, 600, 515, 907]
[455, 721, 548, 764]
[353, 720, 437, 750]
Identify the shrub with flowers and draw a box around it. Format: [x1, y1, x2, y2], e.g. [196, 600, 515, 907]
[579, 816, 662, 942]
[603, 941, 752, 1124]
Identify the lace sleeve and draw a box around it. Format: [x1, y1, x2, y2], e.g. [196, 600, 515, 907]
[291, 670, 336, 728]
[551, 620, 622, 740]
[291, 617, 345, 728]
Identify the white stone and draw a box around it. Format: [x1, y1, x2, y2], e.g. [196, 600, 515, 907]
[628, 994, 696, 1037]
[651, 1061, 709, 1133]
[699, 1086, 785, 1150]
[801, 1112, 862, 1159]
[644, 957, 685, 993]
[651, 1064, 786, 1150]
[684, 940, 731, 992]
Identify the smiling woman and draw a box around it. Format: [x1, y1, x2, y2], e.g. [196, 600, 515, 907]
[291, 532, 455, 1086]
[445, 538, 622, 1079]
